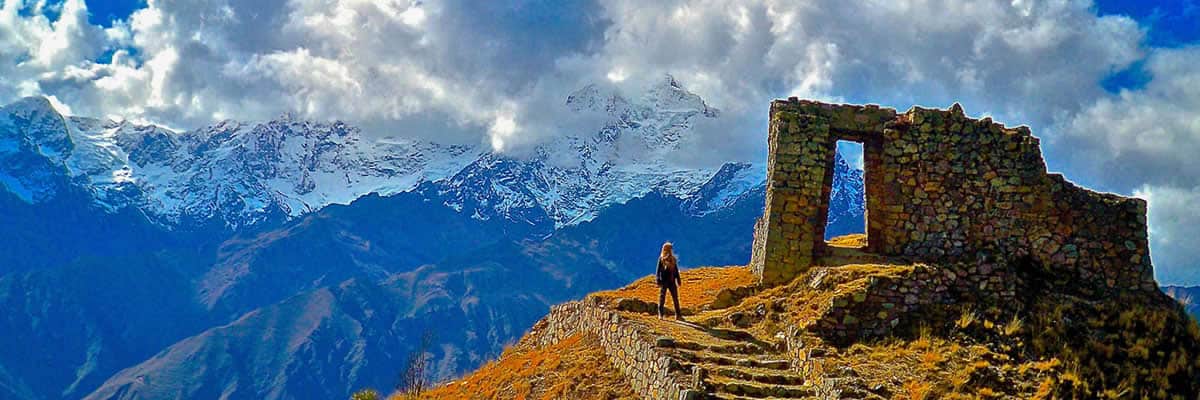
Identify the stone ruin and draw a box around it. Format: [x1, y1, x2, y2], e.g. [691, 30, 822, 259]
[519, 100, 1172, 399]
[750, 98, 1158, 297]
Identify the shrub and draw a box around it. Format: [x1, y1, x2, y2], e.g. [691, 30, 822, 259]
[350, 389, 380, 400]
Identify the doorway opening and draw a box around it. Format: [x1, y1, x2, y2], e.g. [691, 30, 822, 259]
[824, 140, 867, 248]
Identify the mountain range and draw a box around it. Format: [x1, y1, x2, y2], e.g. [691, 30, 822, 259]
[0, 77, 866, 399]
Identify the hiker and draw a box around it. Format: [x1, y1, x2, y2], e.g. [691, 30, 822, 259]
[656, 242, 683, 321]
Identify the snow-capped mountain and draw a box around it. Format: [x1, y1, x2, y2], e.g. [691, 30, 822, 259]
[825, 151, 866, 238]
[3, 96, 483, 228]
[0, 76, 766, 230]
[0, 97, 77, 203]
[66, 116, 479, 227]
[428, 76, 732, 227]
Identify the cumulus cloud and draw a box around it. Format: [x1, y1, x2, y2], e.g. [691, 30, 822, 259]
[1137, 185, 1200, 285]
[0, 0, 110, 100]
[4, 0, 1145, 155]
[3, 0, 609, 144]
[1059, 46, 1200, 191]
[1, 0, 1198, 283]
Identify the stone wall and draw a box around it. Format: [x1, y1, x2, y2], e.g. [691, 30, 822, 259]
[531, 301, 696, 400]
[753, 98, 1157, 297]
[749, 216, 768, 279]
[804, 263, 1021, 345]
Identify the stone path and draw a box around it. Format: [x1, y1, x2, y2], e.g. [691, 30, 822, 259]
[636, 317, 815, 399]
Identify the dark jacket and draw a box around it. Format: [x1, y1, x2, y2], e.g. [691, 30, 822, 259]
[656, 258, 681, 287]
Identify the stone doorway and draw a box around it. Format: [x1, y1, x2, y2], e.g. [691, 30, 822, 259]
[822, 140, 867, 248]
[814, 133, 883, 255]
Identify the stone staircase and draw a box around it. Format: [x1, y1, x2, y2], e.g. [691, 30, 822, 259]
[649, 321, 815, 399]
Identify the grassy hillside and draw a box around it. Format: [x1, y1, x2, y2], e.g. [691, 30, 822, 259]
[398, 333, 635, 400]
[414, 237, 1200, 399]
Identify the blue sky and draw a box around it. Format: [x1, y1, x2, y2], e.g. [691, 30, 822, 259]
[82, 0, 141, 26]
[1, 0, 1199, 285]
[1094, 0, 1198, 92]
[1096, 0, 1199, 47]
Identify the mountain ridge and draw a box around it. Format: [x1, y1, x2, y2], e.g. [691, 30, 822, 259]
[0, 76, 766, 231]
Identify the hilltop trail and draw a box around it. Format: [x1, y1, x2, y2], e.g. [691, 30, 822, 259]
[422, 247, 1199, 399]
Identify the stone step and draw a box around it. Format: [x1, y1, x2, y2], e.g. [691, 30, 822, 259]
[705, 375, 813, 399]
[673, 349, 792, 371]
[679, 362, 805, 386]
[711, 366, 805, 386]
[658, 338, 768, 355]
[703, 394, 805, 400]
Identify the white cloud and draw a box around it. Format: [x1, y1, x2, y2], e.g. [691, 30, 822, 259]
[0, 0, 1198, 284]
[1059, 46, 1200, 191]
[2, 0, 1145, 153]
[0, 0, 108, 100]
[1136, 185, 1200, 285]
[3, 0, 611, 145]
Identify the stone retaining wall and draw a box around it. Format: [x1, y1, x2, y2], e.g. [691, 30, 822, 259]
[805, 262, 1021, 345]
[531, 301, 695, 400]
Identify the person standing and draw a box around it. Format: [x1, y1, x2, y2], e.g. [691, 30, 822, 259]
[656, 242, 683, 321]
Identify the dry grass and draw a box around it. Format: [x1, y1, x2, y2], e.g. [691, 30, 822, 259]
[901, 379, 932, 400]
[415, 333, 635, 400]
[1003, 315, 1024, 337]
[826, 233, 867, 248]
[588, 266, 755, 310]
[956, 307, 978, 330]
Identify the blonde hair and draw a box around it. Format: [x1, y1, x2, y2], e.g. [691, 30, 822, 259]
[660, 242, 677, 269]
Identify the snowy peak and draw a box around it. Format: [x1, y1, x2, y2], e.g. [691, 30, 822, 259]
[432, 78, 737, 227]
[825, 150, 866, 238]
[683, 162, 767, 216]
[1, 96, 74, 162]
[0, 97, 76, 203]
[560, 77, 722, 159]
[2, 96, 59, 125]
[565, 83, 630, 115]
[564, 76, 719, 118]
[642, 74, 719, 117]
[111, 121, 181, 167]
[0, 98, 483, 227]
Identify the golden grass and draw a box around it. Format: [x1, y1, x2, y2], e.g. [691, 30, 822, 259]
[826, 233, 867, 248]
[415, 333, 635, 400]
[1003, 315, 1024, 337]
[956, 307, 978, 330]
[588, 266, 755, 310]
[901, 379, 933, 400]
